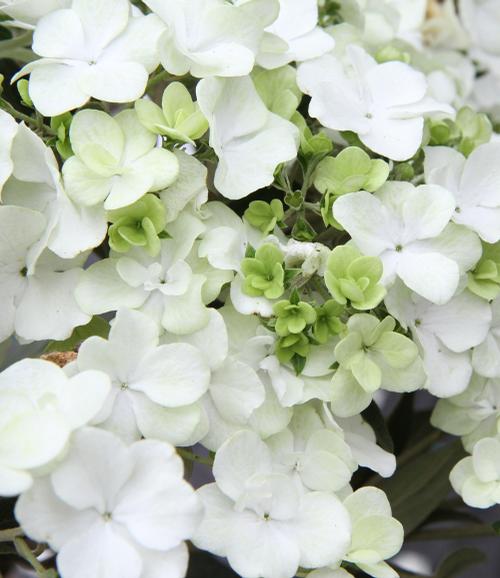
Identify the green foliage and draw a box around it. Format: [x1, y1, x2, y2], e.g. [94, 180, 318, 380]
[273, 294, 317, 337]
[275, 332, 310, 366]
[244, 199, 284, 233]
[241, 243, 285, 299]
[107, 194, 167, 256]
[435, 548, 486, 578]
[292, 112, 333, 158]
[50, 112, 73, 160]
[44, 316, 110, 353]
[324, 245, 386, 310]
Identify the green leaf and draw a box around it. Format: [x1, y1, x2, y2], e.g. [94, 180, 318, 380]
[291, 353, 307, 375]
[44, 316, 110, 353]
[435, 548, 486, 578]
[376, 440, 466, 534]
[361, 401, 394, 453]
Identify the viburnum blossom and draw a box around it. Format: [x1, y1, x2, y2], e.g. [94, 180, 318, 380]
[1, 0, 500, 576]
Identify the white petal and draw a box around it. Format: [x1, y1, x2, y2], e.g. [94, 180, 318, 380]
[29, 62, 90, 116]
[51, 427, 132, 512]
[397, 252, 459, 305]
[32, 9, 86, 59]
[57, 522, 142, 578]
[460, 142, 500, 207]
[79, 61, 148, 104]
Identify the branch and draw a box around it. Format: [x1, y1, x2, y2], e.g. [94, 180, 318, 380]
[0, 527, 23, 542]
[408, 524, 498, 542]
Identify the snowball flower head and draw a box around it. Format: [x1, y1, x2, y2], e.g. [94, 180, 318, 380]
[0, 359, 109, 496]
[193, 430, 351, 578]
[16, 427, 202, 578]
[297, 45, 453, 160]
[15, 0, 165, 115]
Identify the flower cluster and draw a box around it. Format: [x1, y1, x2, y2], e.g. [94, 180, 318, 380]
[1, 0, 500, 577]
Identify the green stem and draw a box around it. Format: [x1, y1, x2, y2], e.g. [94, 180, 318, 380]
[0, 527, 23, 542]
[14, 537, 57, 578]
[408, 524, 498, 542]
[0, 97, 56, 136]
[177, 448, 213, 466]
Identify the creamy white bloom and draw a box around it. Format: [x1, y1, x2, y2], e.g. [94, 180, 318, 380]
[14, 0, 165, 115]
[15, 427, 201, 578]
[432, 373, 500, 451]
[197, 76, 299, 199]
[144, 0, 278, 78]
[297, 45, 453, 160]
[342, 487, 404, 578]
[450, 435, 500, 508]
[424, 144, 500, 243]
[257, 0, 335, 69]
[0, 206, 90, 342]
[63, 109, 179, 211]
[460, 0, 500, 74]
[472, 296, 500, 379]
[74, 308, 211, 446]
[1, 111, 106, 259]
[0, 0, 70, 28]
[0, 359, 109, 496]
[333, 182, 482, 304]
[193, 430, 352, 578]
[75, 212, 211, 335]
[386, 283, 492, 397]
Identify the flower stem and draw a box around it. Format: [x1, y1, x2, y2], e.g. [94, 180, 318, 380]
[14, 537, 57, 578]
[0, 97, 56, 136]
[0, 527, 23, 542]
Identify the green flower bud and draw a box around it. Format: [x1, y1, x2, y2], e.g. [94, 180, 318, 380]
[253, 66, 302, 120]
[273, 298, 317, 337]
[314, 147, 389, 197]
[375, 45, 411, 64]
[135, 82, 208, 144]
[313, 300, 345, 343]
[467, 242, 500, 301]
[17, 79, 32, 108]
[456, 106, 492, 157]
[291, 215, 316, 242]
[107, 194, 167, 257]
[325, 245, 386, 310]
[50, 113, 73, 160]
[244, 199, 284, 233]
[291, 112, 333, 158]
[428, 118, 459, 146]
[241, 243, 285, 299]
[391, 162, 415, 182]
[275, 332, 310, 365]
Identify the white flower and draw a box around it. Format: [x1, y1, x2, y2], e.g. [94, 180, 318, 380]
[193, 430, 352, 578]
[144, 0, 279, 78]
[75, 308, 211, 446]
[1, 111, 106, 259]
[297, 45, 453, 160]
[162, 307, 266, 451]
[386, 283, 492, 396]
[450, 435, 500, 508]
[197, 76, 299, 199]
[75, 212, 211, 335]
[0, 359, 109, 496]
[15, 427, 201, 578]
[0, 206, 90, 342]
[342, 487, 404, 578]
[14, 0, 165, 115]
[424, 144, 500, 243]
[63, 109, 179, 211]
[472, 296, 500, 378]
[460, 0, 500, 74]
[333, 182, 482, 304]
[0, 0, 69, 28]
[432, 373, 500, 451]
[257, 0, 335, 69]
